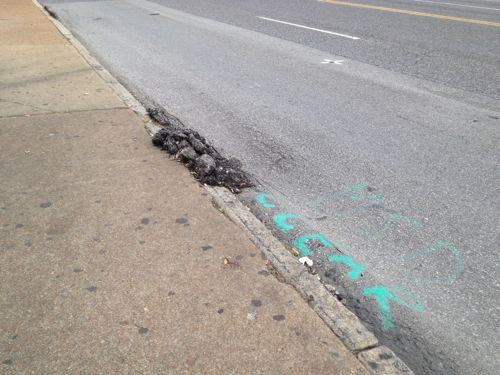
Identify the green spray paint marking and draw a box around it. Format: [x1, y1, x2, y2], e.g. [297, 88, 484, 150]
[357, 213, 423, 241]
[308, 182, 368, 205]
[335, 194, 385, 218]
[328, 255, 366, 279]
[309, 182, 384, 207]
[273, 213, 300, 232]
[401, 240, 464, 284]
[363, 286, 425, 330]
[294, 234, 333, 256]
[255, 193, 276, 208]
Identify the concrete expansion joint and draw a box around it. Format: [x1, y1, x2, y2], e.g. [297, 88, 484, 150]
[35, 1, 415, 373]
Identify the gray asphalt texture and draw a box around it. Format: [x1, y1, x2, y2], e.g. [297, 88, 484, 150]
[41, 0, 500, 374]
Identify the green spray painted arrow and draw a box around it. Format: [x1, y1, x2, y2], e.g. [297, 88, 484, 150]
[328, 255, 366, 279]
[363, 285, 424, 330]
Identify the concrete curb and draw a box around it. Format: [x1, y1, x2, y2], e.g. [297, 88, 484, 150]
[35, 2, 414, 373]
[207, 187, 413, 375]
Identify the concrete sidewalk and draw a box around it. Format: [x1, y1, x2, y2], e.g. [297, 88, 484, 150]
[0, 1, 369, 374]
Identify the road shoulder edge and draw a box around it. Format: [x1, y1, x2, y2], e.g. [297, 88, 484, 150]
[33, 1, 414, 373]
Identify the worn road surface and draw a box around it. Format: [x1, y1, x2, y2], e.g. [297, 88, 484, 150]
[40, 0, 500, 374]
[1, 2, 373, 374]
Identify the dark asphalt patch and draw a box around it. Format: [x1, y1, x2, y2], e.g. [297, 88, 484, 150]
[148, 107, 253, 193]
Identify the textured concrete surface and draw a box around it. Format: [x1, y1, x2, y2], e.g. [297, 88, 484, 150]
[0, 45, 125, 117]
[0, 1, 369, 374]
[0, 110, 367, 375]
[0, 0, 124, 116]
[0, 0, 63, 45]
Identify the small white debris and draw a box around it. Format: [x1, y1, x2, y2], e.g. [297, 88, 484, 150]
[299, 256, 313, 267]
[247, 312, 257, 321]
[321, 59, 344, 65]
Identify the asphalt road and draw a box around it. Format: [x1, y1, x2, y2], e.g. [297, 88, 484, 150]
[41, 0, 500, 374]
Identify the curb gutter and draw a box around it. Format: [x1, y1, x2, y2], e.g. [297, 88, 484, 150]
[35, 2, 414, 373]
[207, 187, 413, 375]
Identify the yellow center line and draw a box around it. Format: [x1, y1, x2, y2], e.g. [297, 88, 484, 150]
[319, 0, 500, 27]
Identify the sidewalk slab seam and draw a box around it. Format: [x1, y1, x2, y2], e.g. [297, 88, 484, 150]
[32, 0, 148, 118]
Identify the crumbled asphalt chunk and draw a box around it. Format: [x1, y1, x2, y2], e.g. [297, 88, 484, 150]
[163, 138, 178, 154]
[195, 154, 216, 177]
[202, 174, 218, 186]
[214, 160, 250, 190]
[152, 131, 165, 146]
[189, 134, 206, 153]
[178, 147, 197, 163]
[147, 106, 253, 193]
[171, 130, 188, 141]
